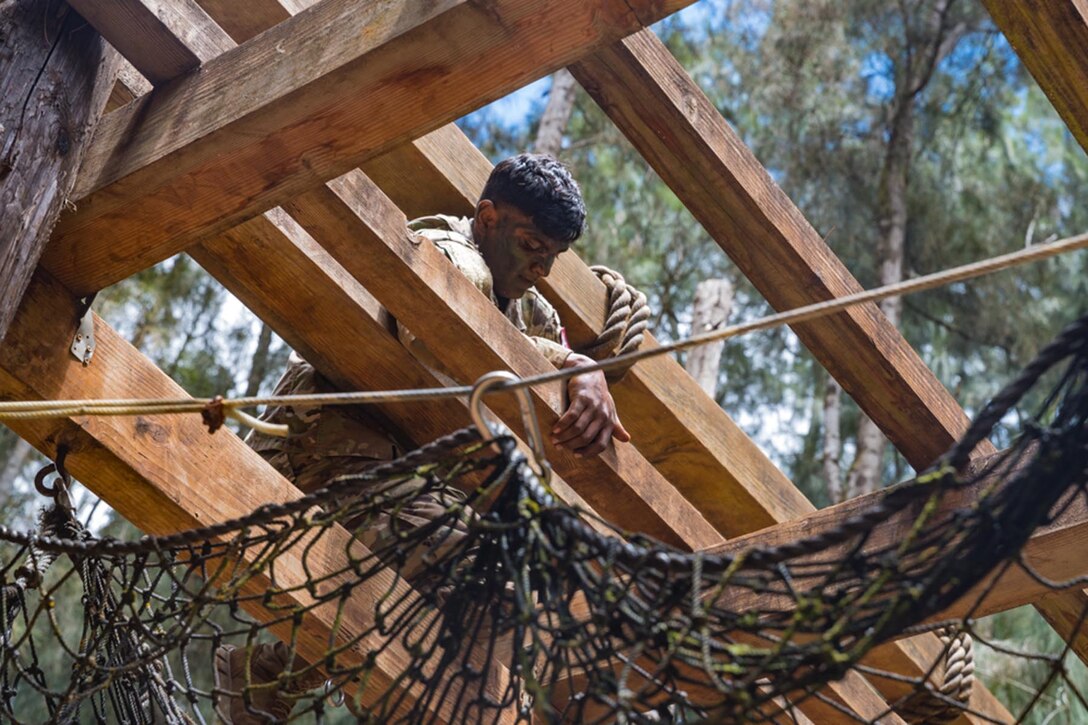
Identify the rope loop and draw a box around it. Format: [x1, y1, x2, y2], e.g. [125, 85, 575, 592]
[578, 265, 651, 382]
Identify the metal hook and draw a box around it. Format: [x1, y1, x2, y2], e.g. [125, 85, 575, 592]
[469, 371, 551, 483]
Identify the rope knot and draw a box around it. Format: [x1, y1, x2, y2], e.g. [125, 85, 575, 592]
[577, 266, 651, 382]
[202, 395, 227, 434]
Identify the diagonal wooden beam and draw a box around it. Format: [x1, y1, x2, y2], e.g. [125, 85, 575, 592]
[981, 0, 1088, 159]
[0, 270, 513, 722]
[66, 0, 232, 85]
[44, 0, 697, 296]
[704, 450, 1088, 630]
[563, 30, 1018, 721]
[979, 0, 1088, 670]
[280, 172, 722, 551]
[570, 29, 983, 470]
[355, 127, 1011, 723]
[190, 209, 600, 521]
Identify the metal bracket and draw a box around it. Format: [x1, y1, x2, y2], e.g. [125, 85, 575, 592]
[70, 298, 96, 366]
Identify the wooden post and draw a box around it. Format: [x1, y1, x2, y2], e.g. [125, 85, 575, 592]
[0, 0, 118, 344]
[683, 278, 732, 397]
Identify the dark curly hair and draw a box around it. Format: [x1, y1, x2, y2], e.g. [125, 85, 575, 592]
[479, 154, 586, 243]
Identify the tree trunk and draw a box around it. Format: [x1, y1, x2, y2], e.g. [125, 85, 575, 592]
[533, 69, 578, 157]
[0, 0, 119, 343]
[822, 373, 844, 503]
[684, 278, 733, 397]
[245, 321, 275, 397]
[845, 97, 912, 499]
[845, 0, 964, 499]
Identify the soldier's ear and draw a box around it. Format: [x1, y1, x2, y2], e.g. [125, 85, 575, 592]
[476, 199, 498, 229]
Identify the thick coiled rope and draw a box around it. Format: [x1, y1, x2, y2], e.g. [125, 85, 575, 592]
[577, 265, 651, 381]
[896, 626, 975, 723]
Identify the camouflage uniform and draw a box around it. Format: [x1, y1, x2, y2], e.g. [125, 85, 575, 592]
[406, 215, 571, 370]
[245, 214, 570, 584]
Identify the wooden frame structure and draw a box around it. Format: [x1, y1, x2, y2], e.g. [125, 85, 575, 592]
[2, 0, 1086, 721]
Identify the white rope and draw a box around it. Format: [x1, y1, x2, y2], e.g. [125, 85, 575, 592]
[1, 233, 1084, 423]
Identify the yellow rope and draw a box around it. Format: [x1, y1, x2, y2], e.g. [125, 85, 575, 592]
[1, 233, 1084, 423]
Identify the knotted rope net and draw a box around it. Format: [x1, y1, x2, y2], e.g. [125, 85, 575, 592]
[1, 312, 1087, 724]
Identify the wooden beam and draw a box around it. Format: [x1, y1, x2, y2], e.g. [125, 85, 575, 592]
[192, 0, 301, 45]
[981, 0, 1088, 159]
[978, 0, 1088, 670]
[191, 209, 463, 448]
[66, 0, 233, 85]
[44, 0, 696, 296]
[281, 172, 723, 551]
[357, 129, 1006, 723]
[569, 29, 982, 471]
[0, 0, 118, 345]
[105, 59, 153, 113]
[361, 127, 814, 534]
[703, 451, 1088, 628]
[0, 271, 512, 722]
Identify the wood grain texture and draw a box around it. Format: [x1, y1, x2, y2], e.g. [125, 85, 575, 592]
[44, 0, 694, 296]
[195, 0, 293, 43]
[363, 126, 817, 535]
[67, 0, 233, 84]
[981, 0, 1088, 157]
[0, 271, 512, 721]
[281, 171, 723, 551]
[0, 0, 117, 345]
[703, 451, 1088, 630]
[1035, 589, 1088, 668]
[104, 58, 153, 112]
[360, 122, 1003, 723]
[981, 0, 1088, 666]
[570, 29, 986, 471]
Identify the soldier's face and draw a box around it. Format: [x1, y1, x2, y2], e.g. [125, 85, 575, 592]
[475, 201, 570, 299]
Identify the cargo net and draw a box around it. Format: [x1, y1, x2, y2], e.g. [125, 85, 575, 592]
[2, 313, 1088, 724]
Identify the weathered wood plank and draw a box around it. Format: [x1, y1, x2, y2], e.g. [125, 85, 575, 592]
[105, 59, 153, 113]
[0, 0, 117, 345]
[67, 0, 233, 85]
[980, 0, 1088, 670]
[703, 451, 1088, 628]
[281, 171, 723, 551]
[570, 29, 982, 471]
[364, 127, 816, 532]
[0, 270, 512, 722]
[981, 0, 1088, 159]
[1035, 589, 1088, 668]
[358, 125, 1001, 723]
[191, 210, 602, 526]
[195, 0, 299, 44]
[44, 0, 696, 296]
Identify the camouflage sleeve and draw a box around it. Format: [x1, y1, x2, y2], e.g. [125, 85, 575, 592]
[521, 291, 571, 367]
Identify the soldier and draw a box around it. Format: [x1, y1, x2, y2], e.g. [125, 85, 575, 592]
[215, 154, 629, 723]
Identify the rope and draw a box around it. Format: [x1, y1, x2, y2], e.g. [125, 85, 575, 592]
[894, 626, 974, 723]
[0, 313, 1086, 723]
[577, 266, 650, 381]
[0, 232, 1085, 422]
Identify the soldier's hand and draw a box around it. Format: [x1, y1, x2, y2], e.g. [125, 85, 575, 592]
[552, 353, 631, 458]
